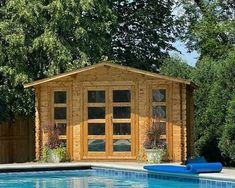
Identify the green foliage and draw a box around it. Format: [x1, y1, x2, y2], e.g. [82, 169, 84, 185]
[54, 146, 68, 162]
[160, 56, 194, 80]
[219, 97, 235, 166]
[0, 0, 177, 121]
[192, 48, 235, 163]
[42, 146, 50, 162]
[42, 146, 68, 162]
[0, 0, 116, 121]
[192, 58, 217, 138]
[111, 0, 176, 71]
[0, 66, 33, 121]
[177, 0, 235, 60]
[174, 1, 235, 165]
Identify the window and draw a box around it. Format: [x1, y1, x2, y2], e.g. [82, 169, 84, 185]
[152, 89, 166, 102]
[56, 123, 67, 135]
[88, 107, 105, 119]
[54, 107, 67, 119]
[88, 140, 105, 152]
[53, 90, 67, 146]
[113, 90, 131, 102]
[113, 139, 131, 152]
[88, 91, 105, 103]
[88, 123, 105, 135]
[152, 87, 167, 143]
[113, 123, 131, 135]
[152, 106, 166, 119]
[113, 107, 131, 119]
[54, 91, 66, 103]
[152, 89, 167, 119]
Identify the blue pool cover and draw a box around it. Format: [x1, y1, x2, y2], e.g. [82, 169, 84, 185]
[144, 163, 223, 174]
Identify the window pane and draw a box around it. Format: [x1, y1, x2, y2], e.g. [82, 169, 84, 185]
[113, 107, 130, 119]
[54, 107, 67, 119]
[153, 106, 166, 118]
[159, 139, 167, 148]
[113, 139, 131, 152]
[113, 123, 131, 135]
[159, 122, 166, 135]
[153, 89, 166, 102]
[88, 91, 105, 103]
[54, 91, 66, 104]
[88, 107, 105, 119]
[88, 123, 105, 135]
[113, 90, 131, 102]
[88, 139, 105, 152]
[56, 123, 66, 135]
[59, 139, 66, 147]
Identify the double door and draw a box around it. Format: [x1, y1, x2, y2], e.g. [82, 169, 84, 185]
[83, 86, 136, 159]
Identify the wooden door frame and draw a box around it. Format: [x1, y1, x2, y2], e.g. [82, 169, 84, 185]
[81, 82, 137, 160]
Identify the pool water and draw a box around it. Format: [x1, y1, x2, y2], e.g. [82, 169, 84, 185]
[0, 168, 234, 188]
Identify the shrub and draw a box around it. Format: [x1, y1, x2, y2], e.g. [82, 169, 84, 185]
[219, 97, 235, 166]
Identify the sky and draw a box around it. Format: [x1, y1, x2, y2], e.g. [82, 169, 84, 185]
[170, 3, 199, 67]
[171, 41, 199, 67]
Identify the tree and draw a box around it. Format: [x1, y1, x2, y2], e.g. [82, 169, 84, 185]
[173, 1, 235, 165]
[192, 48, 235, 162]
[219, 97, 235, 166]
[0, 0, 116, 121]
[111, 0, 176, 71]
[177, 0, 235, 60]
[160, 56, 194, 80]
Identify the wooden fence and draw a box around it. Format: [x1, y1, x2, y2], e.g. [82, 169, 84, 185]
[0, 118, 35, 163]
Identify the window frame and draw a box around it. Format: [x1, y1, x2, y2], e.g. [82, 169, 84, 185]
[52, 89, 68, 142]
[150, 85, 169, 141]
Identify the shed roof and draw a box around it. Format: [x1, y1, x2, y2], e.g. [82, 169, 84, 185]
[24, 61, 196, 88]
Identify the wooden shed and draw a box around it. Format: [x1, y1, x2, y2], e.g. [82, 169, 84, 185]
[24, 62, 195, 162]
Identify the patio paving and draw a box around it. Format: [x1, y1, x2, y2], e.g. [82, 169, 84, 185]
[0, 162, 234, 181]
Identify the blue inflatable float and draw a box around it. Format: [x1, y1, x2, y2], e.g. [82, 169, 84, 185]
[144, 163, 223, 174]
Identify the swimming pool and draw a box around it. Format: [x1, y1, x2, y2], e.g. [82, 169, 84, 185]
[0, 168, 234, 188]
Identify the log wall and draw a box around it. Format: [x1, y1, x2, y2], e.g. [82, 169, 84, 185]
[34, 65, 193, 162]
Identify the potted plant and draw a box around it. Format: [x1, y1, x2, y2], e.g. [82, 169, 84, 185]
[143, 118, 167, 163]
[42, 123, 68, 163]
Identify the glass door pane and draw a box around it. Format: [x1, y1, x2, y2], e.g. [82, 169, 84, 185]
[85, 88, 107, 157]
[113, 123, 131, 135]
[111, 88, 133, 154]
[84, 86, 135, 159]
[113, 139, 131, 152]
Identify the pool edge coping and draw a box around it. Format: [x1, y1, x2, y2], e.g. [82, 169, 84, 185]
[90, 164, 235, 182]
[0, 163, 234, 182]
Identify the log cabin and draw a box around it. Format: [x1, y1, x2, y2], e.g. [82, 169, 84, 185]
[24, 61, 195, 162]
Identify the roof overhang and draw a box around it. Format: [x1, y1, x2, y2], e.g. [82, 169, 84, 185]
[24, 62, 196, 89]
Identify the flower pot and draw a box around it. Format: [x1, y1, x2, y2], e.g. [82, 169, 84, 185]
[145, 148, 165, 163]
[48, 149, 61, 163]
[42, 146, 67, 163]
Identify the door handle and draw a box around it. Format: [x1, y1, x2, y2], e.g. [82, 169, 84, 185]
[111, 115, 113, 123]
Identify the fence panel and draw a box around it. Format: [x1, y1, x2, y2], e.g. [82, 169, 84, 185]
[0, 118, 35, 163]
